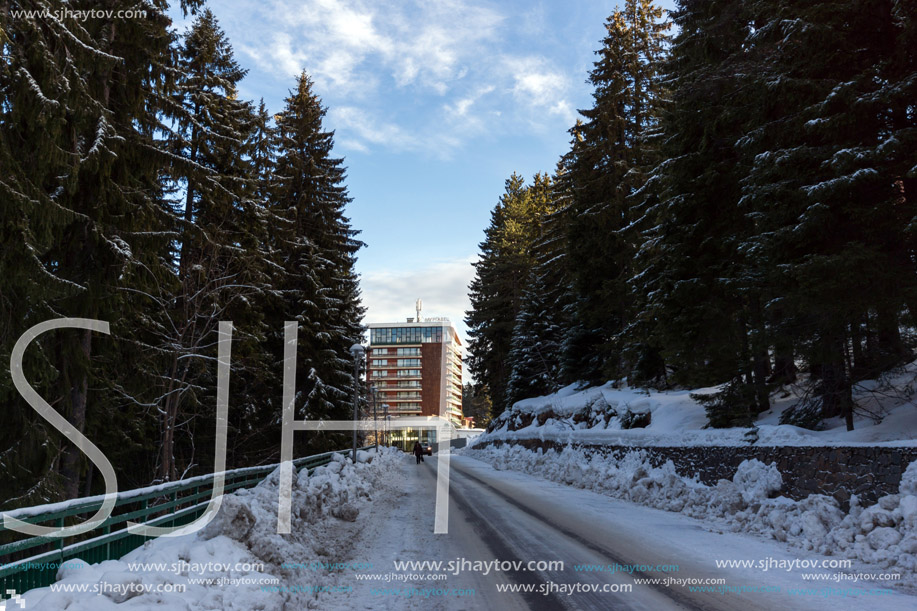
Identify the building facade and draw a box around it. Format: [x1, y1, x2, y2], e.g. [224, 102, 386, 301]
[367, 316, 463, 447]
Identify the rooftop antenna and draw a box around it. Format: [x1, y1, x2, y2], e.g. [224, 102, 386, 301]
[416, 298, 423, 323]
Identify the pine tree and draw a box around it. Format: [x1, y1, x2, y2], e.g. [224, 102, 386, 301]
[268, 72, 365, 456]
[0, 3, 372, 504]
[534, 158, 578, 388]
[224, 98, 283, 466]
[741, 0, 915, 430]
[0, 1, 78, 505]
[505, 174, 566, 404]
[505, 284, 563, 404]
[881, 0, 917, 329]
[0, 0, 205, 503]
[149, 9, 267, 482]
[461, 383, 493, 429]
[466, 174, 551, 411]
[632, 0, 765, 409]
[54, 0, 207, 495]
[562, 0, 670, 384]
[476, 0, 916, 435]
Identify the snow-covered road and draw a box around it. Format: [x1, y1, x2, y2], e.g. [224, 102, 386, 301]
[338, 453, 917, 610]
[18, 450, 916, 610]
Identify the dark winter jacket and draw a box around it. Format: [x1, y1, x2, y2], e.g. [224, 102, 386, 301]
[412, 443, 424, 457]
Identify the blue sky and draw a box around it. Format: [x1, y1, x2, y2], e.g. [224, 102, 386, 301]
[174, 0, 675, 347]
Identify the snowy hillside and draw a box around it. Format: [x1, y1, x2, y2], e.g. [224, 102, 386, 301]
[479, 360, 917, 448]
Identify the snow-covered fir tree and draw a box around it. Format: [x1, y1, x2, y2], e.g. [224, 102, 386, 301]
[466, 173, 554, 411]
[561, 0, 670, 384]
[268, 72, 365, 455]
[506, 174, 566, 405]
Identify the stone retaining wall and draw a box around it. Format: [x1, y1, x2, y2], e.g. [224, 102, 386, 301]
[471, 438, 917, 509]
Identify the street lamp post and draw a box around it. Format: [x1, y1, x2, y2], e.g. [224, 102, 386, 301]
[350, 343, 365, 464]
[371, 385, 379, 448]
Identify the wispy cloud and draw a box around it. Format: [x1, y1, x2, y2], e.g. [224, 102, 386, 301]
[330, 106, 418, 149]
[444, 85, 495, 119]
[244, 0, 502, 96]
[360, 256, 477, 349]
[227, 0, 576, 155]
[329, 106, 466, 157]
[504, 56, 577, 126]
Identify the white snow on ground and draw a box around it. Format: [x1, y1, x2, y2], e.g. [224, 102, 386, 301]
[481, 359, 917, 447]
[326, 454, 531, 611]
[20, 448, 402, 610]
[449, 455, 917, 611]
[467, 356, 917, 591]
[463, 444, 917, 590]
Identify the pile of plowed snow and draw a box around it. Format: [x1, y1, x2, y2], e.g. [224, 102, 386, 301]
[21, 448, 401, 610]
[465, 444, 917, 587]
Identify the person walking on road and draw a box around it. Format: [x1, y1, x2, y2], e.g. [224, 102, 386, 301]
[412, 441, 425, 464]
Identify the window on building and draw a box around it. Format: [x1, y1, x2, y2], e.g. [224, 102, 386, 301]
[370, 326, 446, 345]
[397, 358, 420, 367]
[396, 369, 420, 377]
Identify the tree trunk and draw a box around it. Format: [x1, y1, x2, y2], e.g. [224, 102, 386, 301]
[768, 305, 796, 384]
[747, 301, 769, 414]
[752, 350, 770, 414]
[159, 355, 184, 482]
[179, 111, 200, 278]
[907, 297, 917, 331]
[60, 329, 92, 499]
[864, 311, 877, 368]
[83, 463, 95, 497]
[771, 349, 796, 384]
[876, 305, 905, 368]
[819, 330, 853, 429]
[850, 317, 865, 376]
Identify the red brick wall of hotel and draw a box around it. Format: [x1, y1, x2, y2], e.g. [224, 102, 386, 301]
[420, 343, 443, 416]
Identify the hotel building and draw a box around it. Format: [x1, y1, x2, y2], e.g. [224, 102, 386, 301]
[366, 303, 463, 447]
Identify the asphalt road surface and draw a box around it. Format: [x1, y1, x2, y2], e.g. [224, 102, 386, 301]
[344, 453, 913, 611]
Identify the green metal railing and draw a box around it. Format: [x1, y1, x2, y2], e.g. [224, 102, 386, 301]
[0, 447, 374, 594]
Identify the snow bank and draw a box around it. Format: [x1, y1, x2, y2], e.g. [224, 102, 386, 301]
[21, 448, 402, 610]
[480, 361, 917, 447]
[465, 444, 917, 586]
